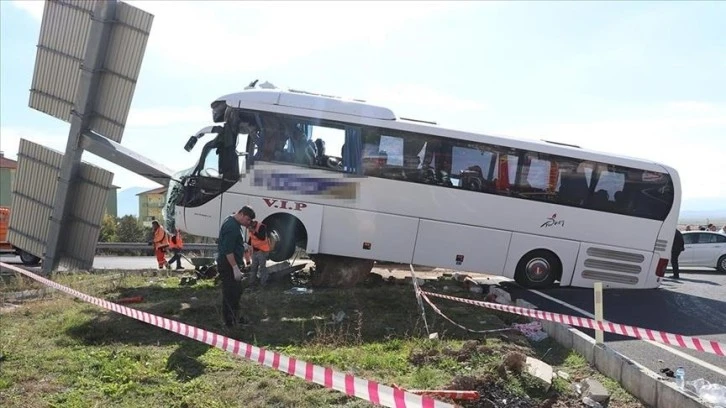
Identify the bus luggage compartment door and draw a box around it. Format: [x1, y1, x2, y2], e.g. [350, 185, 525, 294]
[412, 220, 512, 274]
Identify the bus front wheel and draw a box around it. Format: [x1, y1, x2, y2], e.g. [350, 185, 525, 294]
[514, 250, 560, 289]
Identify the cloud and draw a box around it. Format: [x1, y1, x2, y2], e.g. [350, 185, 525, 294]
[126, 106, 210, 128]
[124, 1, 465, 74]
[13, 1, 469, 75]
[11, 0, 43, 20]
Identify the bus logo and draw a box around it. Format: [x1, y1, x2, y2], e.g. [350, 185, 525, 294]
[541, 213, 565, 228]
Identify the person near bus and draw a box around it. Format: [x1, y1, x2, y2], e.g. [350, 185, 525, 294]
[671, 229, 685, 279]
[218, 206, 255, 328]
[150, 220, 170, 270]
[247, 218, 271, 289]
[167, 228, 184, 270]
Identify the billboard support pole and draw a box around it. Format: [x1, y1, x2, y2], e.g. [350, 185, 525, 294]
[42, 1, 118, 274]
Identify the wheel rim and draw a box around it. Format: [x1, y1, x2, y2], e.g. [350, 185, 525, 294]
[525, 257, 551, 283]
[721, 257, 726, 271]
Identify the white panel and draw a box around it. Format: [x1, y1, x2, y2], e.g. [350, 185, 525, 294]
[29, 0, 153, 143]
[503, 233, 588, 285]
[90, 1, 153, 142]
[568, 242, 654, 289]
[184, 196, 224, 239]
[29, 0, 93, 121]
[318, 207, 418, 263]
[413, 220, 511, 273]
[62, 163, 114, 269]
[7, 139, 63, 258]
[277, 92, 396, 120]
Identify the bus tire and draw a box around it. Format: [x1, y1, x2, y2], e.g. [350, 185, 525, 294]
[717, 255, 726, 273]
[19, 250, 41, 266]
[265, 214, 307, 262]
[514, 249, 559, 289]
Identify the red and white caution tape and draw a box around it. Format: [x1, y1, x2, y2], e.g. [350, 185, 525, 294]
[0, 263, 454, 408]
[418, 289, 726, 357]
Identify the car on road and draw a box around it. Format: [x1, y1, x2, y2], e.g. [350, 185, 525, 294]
[681, 231, 726, 272]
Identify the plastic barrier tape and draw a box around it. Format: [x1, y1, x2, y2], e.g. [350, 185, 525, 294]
[418, 289, 725, 357]
[0, 263, 454, 408]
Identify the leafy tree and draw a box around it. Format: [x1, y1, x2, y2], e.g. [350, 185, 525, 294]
[116, 215, 144, 242]
[98, 214, 118, 242]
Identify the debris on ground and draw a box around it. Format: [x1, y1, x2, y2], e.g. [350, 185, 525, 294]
[284, 287, 313, 295]
[686, 378, 726, 407]
[573, 378, 610, 407]
[525, 356, 553, 388]
[512, 321, 549, 342]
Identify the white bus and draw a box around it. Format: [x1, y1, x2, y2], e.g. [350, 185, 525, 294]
[165, 81, 680, 290]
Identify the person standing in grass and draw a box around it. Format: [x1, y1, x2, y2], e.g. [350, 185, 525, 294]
[217, 206, 255, 328]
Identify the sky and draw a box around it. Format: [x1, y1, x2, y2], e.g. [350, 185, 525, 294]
[1, 0, 725, 208]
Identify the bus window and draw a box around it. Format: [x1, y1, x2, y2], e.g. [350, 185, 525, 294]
[622, 168, 673, 220]
[451, 144, 495, 191]
[380, 135, 403, 167]
[554, 160, 592, 206]
[590, 165, 625, 211]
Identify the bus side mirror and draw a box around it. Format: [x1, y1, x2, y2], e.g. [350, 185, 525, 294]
[184, 136, 198, 152]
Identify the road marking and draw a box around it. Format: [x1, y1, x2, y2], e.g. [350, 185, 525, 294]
[529, 289, 726, 378]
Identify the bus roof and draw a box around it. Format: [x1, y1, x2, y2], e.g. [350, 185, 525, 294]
[213, 84, 675, 174]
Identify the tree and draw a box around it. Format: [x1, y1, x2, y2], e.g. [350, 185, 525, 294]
[98, 214, 118, 242]
[116, 215, 144, 242]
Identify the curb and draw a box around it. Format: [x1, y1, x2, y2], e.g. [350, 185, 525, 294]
[515, 298, 710, 408]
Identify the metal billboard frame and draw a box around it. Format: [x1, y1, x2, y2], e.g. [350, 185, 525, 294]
[24, 0, 154, 274]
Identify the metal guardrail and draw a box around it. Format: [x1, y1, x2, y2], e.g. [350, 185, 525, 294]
[95, 242, 217, 251]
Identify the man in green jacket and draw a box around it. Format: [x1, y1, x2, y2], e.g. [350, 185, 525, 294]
[217, 205, 255, 327]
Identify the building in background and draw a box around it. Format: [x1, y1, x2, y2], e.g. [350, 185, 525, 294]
[137, 186, 167, 227]
[0, 152, 17, 207]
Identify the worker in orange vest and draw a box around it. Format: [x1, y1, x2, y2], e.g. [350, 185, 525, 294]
[167, 227, 184, 270]
[150, 220, 170, 269]
[246, 219, 271, 289]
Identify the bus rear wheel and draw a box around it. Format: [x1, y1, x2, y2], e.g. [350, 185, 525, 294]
[309, 254, 374, 288]
[514, 250, 560, 289]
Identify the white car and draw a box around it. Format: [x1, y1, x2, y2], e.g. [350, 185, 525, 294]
[680, 231, 726, 272]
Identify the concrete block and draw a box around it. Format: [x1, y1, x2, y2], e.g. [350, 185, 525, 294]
[525, 356, 553, 388]
[582, 378, 610, 405]
[657, 379, 705, 408]
[570, 328, 596, 364]
[593, 344, 624, 382]
[620, 358, 659, 408]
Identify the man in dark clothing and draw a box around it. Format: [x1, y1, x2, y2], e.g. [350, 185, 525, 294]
[217, 206, 255, 327]
[671, 229, 685, 279]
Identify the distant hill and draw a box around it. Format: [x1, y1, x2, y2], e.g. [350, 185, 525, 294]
[117, 187, 147, 217]
[679, 197, 726, 223]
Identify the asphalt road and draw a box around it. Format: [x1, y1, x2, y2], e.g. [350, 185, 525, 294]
[502, 268, 726, 386]
[3, 255, 724, 387]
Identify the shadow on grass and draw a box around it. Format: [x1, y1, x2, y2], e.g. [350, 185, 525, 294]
[63, 277, 526, 348]
[166, 340, 212, 381]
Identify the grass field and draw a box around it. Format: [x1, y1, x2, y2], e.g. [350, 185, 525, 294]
[0, 269, 646, 408]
